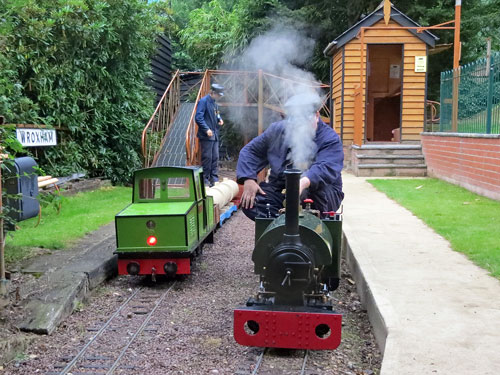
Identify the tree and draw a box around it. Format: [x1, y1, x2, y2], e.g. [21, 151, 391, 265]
[0, 0, 175, 184]
[178, 0, 500, 90]
[180, 0, 238, 69]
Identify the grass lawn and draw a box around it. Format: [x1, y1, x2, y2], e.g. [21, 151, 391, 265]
[5, 186, 131, 264]
[368, 178, 500, 279]
[457, 102, 500, 134]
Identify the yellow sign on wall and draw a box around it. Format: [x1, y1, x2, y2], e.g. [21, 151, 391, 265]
[415, 56, 427, 73]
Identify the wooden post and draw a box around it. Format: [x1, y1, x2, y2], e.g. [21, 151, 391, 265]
[353, 29, 365, 146]
[258, 69, 264, 136]
[243, 73, 248, 105]
[256, 69, 267, 182]
[451, 0, 462, 132]
[0, 158, 8, 300]
[354, 87, 363, 146]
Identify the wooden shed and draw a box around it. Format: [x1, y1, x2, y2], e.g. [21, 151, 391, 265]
[324, 2, 439, 146]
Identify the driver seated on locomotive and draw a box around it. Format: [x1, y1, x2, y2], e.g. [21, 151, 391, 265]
[236, 92, 344, 221]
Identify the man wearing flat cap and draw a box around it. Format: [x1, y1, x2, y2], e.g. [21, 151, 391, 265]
[195, 83, 225, 187]
[237, 92, 344, 220]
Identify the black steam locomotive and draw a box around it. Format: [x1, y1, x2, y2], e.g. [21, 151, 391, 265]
[234, 169, 343, 350]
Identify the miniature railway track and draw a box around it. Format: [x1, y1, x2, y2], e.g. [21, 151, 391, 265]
[49, 281, 177, 375]
[238, 348, 311, 375]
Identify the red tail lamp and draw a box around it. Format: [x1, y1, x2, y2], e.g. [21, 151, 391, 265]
[147, 235, 157, 246]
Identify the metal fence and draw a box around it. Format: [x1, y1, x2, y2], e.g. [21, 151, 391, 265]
[440, 52, 500, 134]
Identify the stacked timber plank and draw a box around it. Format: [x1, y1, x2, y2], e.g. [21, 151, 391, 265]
[38, 176, 59, 188]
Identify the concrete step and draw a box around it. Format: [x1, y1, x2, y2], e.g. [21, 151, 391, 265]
[355, 163, 427, 177]
[353, 144, 422, 150]
[352, 144, 423, 157]
[356, 155, 425, 165]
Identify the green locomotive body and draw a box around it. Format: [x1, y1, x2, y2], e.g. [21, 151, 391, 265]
[234, 169, 343, 350]
[115, 166, 217, 276]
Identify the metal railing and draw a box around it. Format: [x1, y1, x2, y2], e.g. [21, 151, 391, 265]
[425, 100, 441, 132]
[141, 70, 181, 168]
[143, 69, 331, 167]
[440, 52, 500, 134]
[185, 70, 211, 166]
[184, 70, 330, 166]
[179, 72, 205, 102]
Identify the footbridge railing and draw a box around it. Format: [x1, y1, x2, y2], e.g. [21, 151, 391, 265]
[141, 70, 181, 168]
[184, 70, 330, 166]
[142, 69, 330, 167]
[185, 70, 212, 167]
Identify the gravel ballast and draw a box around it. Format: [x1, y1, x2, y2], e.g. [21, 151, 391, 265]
[2, 211, 381, 374]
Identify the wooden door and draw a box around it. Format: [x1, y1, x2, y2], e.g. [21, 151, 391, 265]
[366, 44, 403, 142]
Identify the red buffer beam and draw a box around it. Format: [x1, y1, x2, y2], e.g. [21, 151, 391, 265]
[234, 307, 342, 350]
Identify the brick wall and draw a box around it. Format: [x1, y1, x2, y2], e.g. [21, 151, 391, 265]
[421, 132, 500, 200]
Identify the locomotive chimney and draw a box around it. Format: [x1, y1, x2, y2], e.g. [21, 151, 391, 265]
[284, 169, 301, 239]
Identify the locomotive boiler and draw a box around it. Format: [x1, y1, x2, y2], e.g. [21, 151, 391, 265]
[234, 169, 343, 350]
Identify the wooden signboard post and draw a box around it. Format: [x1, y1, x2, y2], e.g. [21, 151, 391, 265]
[0, 152, 7, 302]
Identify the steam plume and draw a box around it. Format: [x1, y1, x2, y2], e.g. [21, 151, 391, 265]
[223, 23, 324, 171]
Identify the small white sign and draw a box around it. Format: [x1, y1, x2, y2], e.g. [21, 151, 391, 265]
[16, 128, 57, 146]
[390, 64, 400, 79]
[415, 56, 427, 72]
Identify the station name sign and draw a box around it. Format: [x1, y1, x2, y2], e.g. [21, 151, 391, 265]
[16, 128, 57, 147]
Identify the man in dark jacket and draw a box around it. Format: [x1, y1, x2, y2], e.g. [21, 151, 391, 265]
[237, 92, 344, 221]
[195, 84, 224, 186]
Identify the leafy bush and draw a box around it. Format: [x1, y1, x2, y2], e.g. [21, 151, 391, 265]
[0, 125, 25, 231]
[0, 0, 174, 184]
[180, 0, 281, 70]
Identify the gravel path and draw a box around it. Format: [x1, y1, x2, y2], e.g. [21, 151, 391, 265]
[2, 211, 381, 375]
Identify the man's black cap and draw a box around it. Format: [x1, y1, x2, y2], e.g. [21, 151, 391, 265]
[211, 83, 224, 96]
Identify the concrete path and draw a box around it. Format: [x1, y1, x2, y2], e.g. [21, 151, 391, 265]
[341, 172, 500, 375]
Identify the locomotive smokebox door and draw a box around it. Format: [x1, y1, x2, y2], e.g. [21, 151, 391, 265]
[3, 157, 40, 227]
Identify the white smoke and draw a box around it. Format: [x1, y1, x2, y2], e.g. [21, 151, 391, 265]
[238, 25, 316, 83]
[283, 90, 321, 170]
[223, 23, 323, 171]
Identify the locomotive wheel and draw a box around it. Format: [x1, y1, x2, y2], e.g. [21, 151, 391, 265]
[205, 231, 215, 244]
[195, 244, 204, 257]
[324, 277, 340, 291]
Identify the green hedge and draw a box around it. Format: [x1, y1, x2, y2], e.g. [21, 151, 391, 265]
[0, 0, 173, 184]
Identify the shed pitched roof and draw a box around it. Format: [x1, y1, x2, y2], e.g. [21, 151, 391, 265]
[324, 4, 439, 56]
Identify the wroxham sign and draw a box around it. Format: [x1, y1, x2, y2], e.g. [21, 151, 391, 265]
[16, 128, 57, 147]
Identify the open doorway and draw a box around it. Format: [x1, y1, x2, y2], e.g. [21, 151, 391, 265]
[366, 44, 403, 142]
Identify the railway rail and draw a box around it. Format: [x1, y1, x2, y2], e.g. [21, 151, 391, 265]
[47, 281, 177, 375]
[236, 347, 320, 375]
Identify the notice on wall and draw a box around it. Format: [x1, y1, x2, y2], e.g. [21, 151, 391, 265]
[390, 64, 400, 79]
[415, 56, 427, 72]
[16, 128, 57, 146]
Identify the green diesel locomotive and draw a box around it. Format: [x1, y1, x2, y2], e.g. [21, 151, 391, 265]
[115, 166, 236, 277]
